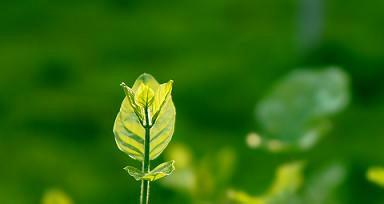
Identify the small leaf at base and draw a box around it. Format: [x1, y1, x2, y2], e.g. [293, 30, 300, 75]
[124, 161, 175, 182]
[143, 160, 176, 181]
[124, 166, 145, 181]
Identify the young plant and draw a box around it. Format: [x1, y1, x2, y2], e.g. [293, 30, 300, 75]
[113, 73, 176, 204]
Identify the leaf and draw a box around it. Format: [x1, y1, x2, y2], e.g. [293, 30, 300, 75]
[152, 80, 173, 124]
[142, 160, 176, 181]
[149, 86, 176, 160]
[367, 167, 384, 188]
[42, 189, 73, 204]
[124, 166, 145, 181]
[228, 161, 304, 204]
[267, 161, 304, 196]
[120, 83, 144, 122]
[301, 163, 346, 204]
[124, 161, 175, 182]
[227, 189, 264, 204]
[135, 83, 155, 108]
[132, 73, 160, 93]
[114, 104, 145, 161]
[256, 67, 349, 150]
[114, 73, 176, 161]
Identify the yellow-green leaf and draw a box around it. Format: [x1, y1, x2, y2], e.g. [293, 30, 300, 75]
[152, 80, 173, 123]
[149, 95, 176, 160]
[120, 83, 144, 122]
[142, 160, 176, 181]
[124, 166, 145, 181]
[132, 73, 160, 93]
[135, 83, 155, 108]
[114, 73, 176, 161]
[124, 161, 175, 181]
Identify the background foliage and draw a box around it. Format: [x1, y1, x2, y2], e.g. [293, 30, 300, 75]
[1, 0, 384, 203]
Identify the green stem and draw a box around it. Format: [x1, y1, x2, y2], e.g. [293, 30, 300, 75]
[140, 106, 151, 204]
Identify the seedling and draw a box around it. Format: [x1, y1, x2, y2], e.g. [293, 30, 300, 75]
[113, 73, 176, 204]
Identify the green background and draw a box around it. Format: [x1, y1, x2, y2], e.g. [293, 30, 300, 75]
[1, 0, 384, 203]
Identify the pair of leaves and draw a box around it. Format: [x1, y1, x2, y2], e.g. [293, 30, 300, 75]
[113, 73, 176, 161]
[124, 161, 175, 182]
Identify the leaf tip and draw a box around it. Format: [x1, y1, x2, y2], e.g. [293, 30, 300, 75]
[120, 82, 127, 87]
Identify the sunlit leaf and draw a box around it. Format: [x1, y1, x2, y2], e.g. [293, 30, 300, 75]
[152, 80, 173, 124]
[142, 160, 176, 181]
[367, 167, 384, 188]
[125, 161, 175, 181]
[114, 73, 176, 161]
[135, 83, 155, 108]
[256, 67, 349, 150]
[124, 166, 145, 181]
[149, 89, 176, 160]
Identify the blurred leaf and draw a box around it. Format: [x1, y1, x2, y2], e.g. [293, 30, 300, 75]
[161, 143, 238, 202]
[301, 163, 347, 204]
[227, 189, 264, 204]
[113, 73, 176, 161]
[162, 144, 197, 194]
[267, 161, 304, 196]
[367, 167, 384, 188]
[256, 67, 349, 150]
[41, 189, 73, 204]
[229, 161, 304, 204]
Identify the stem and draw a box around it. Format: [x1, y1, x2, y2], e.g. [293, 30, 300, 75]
[140, 106, 151, 204]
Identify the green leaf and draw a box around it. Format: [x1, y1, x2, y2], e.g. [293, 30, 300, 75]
[149, 81, 176, 160]
[124, 166, 145, 181]
[143, 160, 176, 181]
[132, 73, 160, 93]
[113, 73, 176, 161]
[256, 67, 349, 150]
[152, 80, 173, 124]
[124, 161, 175, 182]
[302, 163, 346, 204]
[120, 83, 144, 123]
[135, 83, 155, 108]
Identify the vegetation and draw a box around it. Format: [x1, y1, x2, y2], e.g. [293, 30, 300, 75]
[113, 74, 176, 204]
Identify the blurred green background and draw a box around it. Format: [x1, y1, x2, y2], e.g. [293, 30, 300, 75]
[1, 0, 384, 203]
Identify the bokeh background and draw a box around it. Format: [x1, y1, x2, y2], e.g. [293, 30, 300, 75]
[1, 0, 384, 203]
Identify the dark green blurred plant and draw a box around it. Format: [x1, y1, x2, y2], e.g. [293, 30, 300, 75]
[252, 67, 350, 151]
[113, 73, 176, 204]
